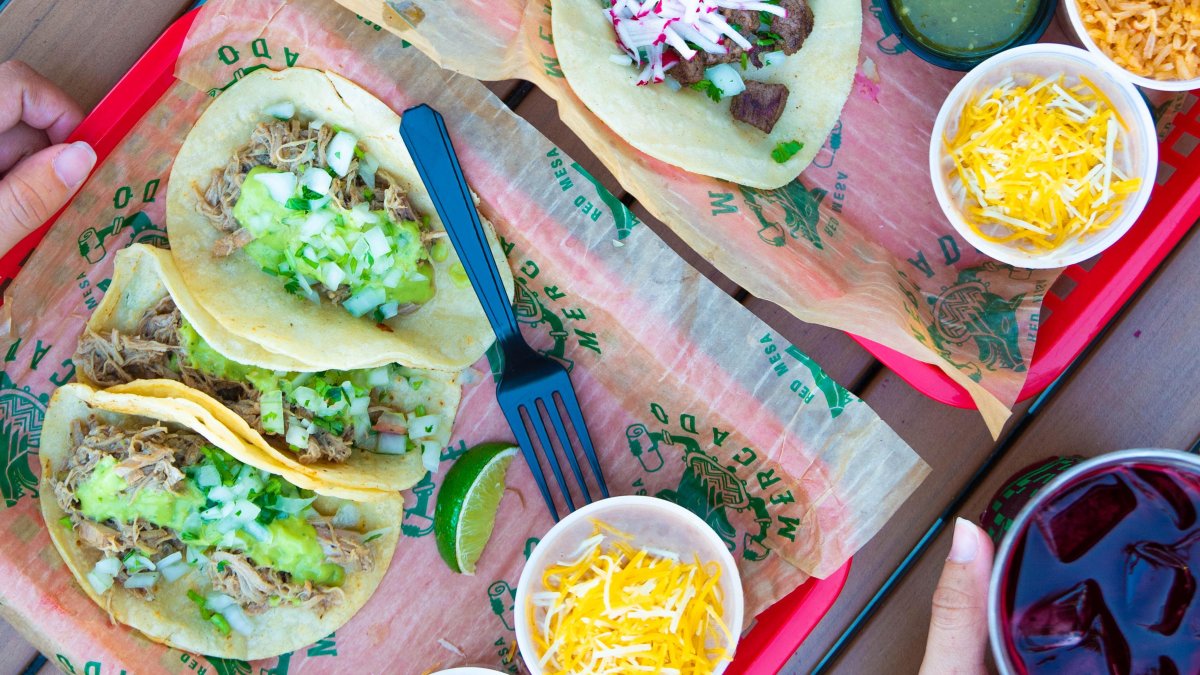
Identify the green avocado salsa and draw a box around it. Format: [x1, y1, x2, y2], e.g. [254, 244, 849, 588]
[233, 162, 435, 322]
[895, 0, 1039, 56]
[177, 319, 423, 457]
[76, 451, 343, 585]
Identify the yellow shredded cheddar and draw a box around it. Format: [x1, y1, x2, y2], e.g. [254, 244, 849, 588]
[1077, 0, 1200, 81]
[945, 74, 1142, 252]
[530, 521, 731, 675]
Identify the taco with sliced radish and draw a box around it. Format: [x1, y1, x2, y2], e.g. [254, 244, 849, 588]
[74, 244, 458, 494]
[552, 0, 861, 189]
[167, 66, 513, 372]
[40, 383, 402, 659]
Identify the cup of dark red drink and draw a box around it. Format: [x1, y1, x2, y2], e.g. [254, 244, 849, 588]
[987, 449, 1200, 675]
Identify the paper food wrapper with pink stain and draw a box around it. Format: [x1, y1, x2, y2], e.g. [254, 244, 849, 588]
[0, 1, 926, 672]
[334, 0, 1114, 436]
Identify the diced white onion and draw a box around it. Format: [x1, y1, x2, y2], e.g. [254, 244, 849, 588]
[157, 551, 183, 568]
[208, 485, 235, 504]
[87, 570, 113, 594]
[348, 395, 370, 416]
[301, 166, 334, 196]
[195, 464, 221, 488]
[376, 301, 400, 320]
[254, 171, 297, 205]
[298, 210, 336, 237]
[94, 556, 121, 576]
[327, 132, 357, 177]
[258, 389, 284, 435]
[704, 63, 745, 98]
[320, 261, 346, 289]
[123, 572, 159, 589]
[375, 433, 408, 455]
[408, 414, 441, 440]
[274, 495, 317, 515]
[363, 227, 391, 258]
[367, 367, 391, 387]
[343, 287, 387, 318]
[124, 554, 156, 572]
[242, 520, 271, 543]
[221, 604, 253, 636]
[332, 503, 362, 528]
[160, 562, 189, 582]
[206, 593, 237, 612]
[357, 154, 379, 189]
[422, 440, 442, 474]
[264, 102, 295, 120]
[185, 546, 209, 568]
[742, 50, 785, 76]
[610, 53, 634, 66]
[664, 77, 682, 91]
[286, 416, 311, 448]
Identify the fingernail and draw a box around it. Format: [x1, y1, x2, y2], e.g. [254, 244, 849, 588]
[948, 517, 979, 564]
[53, 141, 96, 189]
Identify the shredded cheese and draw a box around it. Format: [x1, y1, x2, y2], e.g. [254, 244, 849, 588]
[945, 74, 1142, 252]
[530, 522, 731, 674]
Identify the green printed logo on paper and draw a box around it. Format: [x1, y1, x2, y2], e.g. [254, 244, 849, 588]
[0, 370, 47, 507]
[759, 334, 856, 418]
[869, 0, 908, 56]
[78, 211, 166, 264]
[209, 39, 300, 98]
[546, 149, 641, 240]
[926, 266, 1031, 381]
[626, 404, 806, 562]
[54, 655, 107, 675]
[488, 579, 518, 631]
[401, 440, 471, 538]
[201, 656, 251, 675]
[486, 238, 602, 375]
[739, 181, 827, 250]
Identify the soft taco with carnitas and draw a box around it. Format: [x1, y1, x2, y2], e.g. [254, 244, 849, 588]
[552, 0, 860, 189]
[41, 384, 403, 660]
[75, 244, 459, 494]
[168, 66, 513, 373]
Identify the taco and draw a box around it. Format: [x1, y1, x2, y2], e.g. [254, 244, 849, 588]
[167, 67, 513, 372]
[40, 383, 403, 659]
[75, 244, 459, 494]
[552, 0, 861, 189]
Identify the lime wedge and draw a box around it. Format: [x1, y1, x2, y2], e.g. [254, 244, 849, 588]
[434, 442, 519, 575]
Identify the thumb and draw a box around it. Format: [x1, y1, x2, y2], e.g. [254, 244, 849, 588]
[0, 141, 95, 255]
[919, 517, 995, 675]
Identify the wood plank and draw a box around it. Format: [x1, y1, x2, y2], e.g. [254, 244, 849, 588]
[508, 87, 626, 200]
[0, 621, 36, 675]
[629, 203, 744, 299]
[820, 225, 1200, 674]
[741, 297, 878, 392]
[780, 368, 1029, 673]
[0, 0, 193, 111]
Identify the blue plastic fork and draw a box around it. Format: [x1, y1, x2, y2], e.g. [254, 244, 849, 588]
[400, 105, 609, 521]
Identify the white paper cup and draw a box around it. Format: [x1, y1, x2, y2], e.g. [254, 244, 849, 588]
[1060, 0, 1200, 92]
[514, 496, 744, 674]
[930, 44, 1158, 269]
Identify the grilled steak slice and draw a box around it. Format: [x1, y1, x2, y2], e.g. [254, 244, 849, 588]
[724, 9, 761, 33]
[776, 0, 815, 55]
[670, 55, 707, 86]
[730, 80, 790, 133]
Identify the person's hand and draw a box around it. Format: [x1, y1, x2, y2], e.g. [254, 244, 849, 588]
[0, 60, 95, 257]
[919, 517, 996, 675]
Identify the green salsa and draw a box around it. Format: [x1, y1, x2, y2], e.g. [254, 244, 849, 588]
[76, 454, 343, 585]
[895, 0, 1038, 56]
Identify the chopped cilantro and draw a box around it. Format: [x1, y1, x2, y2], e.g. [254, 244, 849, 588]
[283, 280, 302, 296]
[354, 146, 365, 160]
[302, 187, 323, 201]
[415, 404, 427, 417]
[364, 531, 384, 543]
[58, 516, 71, 528]
[209, 613, 232, 636]
[771, 140, 804, 164]
[363, 187, 374, 201]
[690, 79, 723, 103]
[759, 10, 774, 27]
[216, 560, 228, 572]
[180, 531, 198, 541]
[285, 197, 310, 211]
[740, 52, 749, 70]
[324, 166, 338, 178]
[410, 379, 423, 391]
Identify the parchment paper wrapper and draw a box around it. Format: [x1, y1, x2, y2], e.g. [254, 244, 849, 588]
[0, 1, 927, 671]
[339, 0, 1178, 436]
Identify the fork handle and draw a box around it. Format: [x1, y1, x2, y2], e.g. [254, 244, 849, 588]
[400, 105, 522, 347]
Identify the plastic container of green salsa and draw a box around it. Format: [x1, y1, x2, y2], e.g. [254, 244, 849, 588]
[877, 0, 1057, 71]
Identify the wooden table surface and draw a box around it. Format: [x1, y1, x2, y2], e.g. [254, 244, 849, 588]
[2, 2, 1198, 673]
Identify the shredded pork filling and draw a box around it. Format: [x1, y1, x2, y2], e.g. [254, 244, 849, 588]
[51, 417, 372, 614]
[73, 296, 365, 464]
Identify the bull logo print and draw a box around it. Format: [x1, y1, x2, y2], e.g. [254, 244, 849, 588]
[626, 425, 772, 562]
[739, 181, 827, 250]
[0, 373, 46, 507]
[869, 0, 908, 56]
[811, 120, 843, 169]
[401, 472, 437, 538]
[78, 211, 166, 264]
[927, 267, 1027, 382]
[207, 64, 269, 98]
[205, 658, 252, 675]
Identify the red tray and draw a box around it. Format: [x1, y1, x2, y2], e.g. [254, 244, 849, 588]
[0, 9, 850, 674]
[850, 88, 1200, 409]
